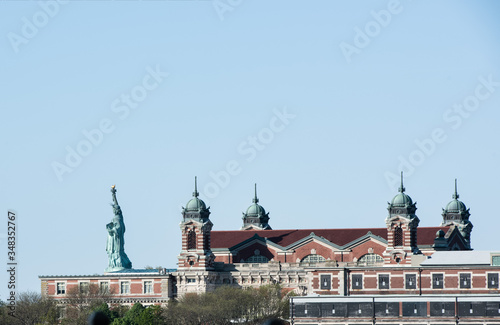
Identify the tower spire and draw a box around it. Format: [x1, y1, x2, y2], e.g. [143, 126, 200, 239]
[193, 176, 199, 198]
[253, 183, 259, 203]
[453, 178, 459, 199]
[398, 171, 405, 193]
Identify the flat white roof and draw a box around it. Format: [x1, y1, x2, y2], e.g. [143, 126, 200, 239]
[420, 251, 496, 266]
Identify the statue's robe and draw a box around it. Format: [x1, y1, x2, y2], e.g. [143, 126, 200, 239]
[106, 216, 132, 269]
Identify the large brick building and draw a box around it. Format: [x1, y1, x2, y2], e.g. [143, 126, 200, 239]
[40, 176, 500, 323]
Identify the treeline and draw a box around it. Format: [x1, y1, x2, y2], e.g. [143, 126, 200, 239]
[0, 284, 292, 324]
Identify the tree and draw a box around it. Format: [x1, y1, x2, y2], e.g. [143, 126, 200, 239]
[111, 303, 165, 325]
[0, 291, 57, 325]
[255, 284, 291, 320]
[62, 283, 116, 325]
[51, 283, 292, 324]
[92, 303, 114, 322]
[164, 284, 292, 324]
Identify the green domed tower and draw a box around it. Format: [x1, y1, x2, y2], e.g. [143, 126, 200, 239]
[387, 173, 417, 219]
[384, 172, 420, 265]
[182, 177, 211, 223]
[178, 177, 215, 270]
[241, 184, 271, 230]
[441, 179, 473, 249]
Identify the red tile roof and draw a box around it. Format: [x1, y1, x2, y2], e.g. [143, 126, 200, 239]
[211, 226, 450, 249]
[418, 226, 451, 246]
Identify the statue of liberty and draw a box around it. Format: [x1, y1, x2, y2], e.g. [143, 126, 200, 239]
[106, 185, 132, 272]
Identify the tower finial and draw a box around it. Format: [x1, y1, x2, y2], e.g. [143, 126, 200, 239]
[253, 183, 259, 204]
[193, 176, 199, 198]
[452, 178, 459, 199]
[398, 171, 405, 193]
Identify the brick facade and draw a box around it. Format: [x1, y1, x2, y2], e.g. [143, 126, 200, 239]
[40, 270, 172, 306]
[41, 178, 492, 320]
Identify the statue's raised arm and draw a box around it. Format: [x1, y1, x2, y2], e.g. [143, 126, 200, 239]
[111, 185, 119, 206]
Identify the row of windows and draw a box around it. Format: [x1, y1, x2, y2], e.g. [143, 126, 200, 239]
[294, 301, 500, 318]
[246, 255, 269, 263]
[357, 254, 384, 266]
[240, 253, 387, 266]
[185, 276, 307, 285]
[240, 253, 385, 266]
[56, 281, 154, 295]
[301, 253, 384, 266]
[317, 273, 500, 291]
[119, 281, 153, 294]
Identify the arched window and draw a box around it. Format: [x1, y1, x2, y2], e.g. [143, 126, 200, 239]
[187, 230, 196, 250]
[357, 253, 384, 266]
[246, 255, 269, 263]
[394, 227, 403, 247]
[300, 254, 326, 265]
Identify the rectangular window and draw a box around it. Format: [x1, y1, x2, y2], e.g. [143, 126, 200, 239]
[486, 301, 500, 316]
[402, 302, 427, 317]
[56, 282, 66, 295]
[79, 282, 89, 294]
[492, 255, 500, 266]
[460, 273, 471, 289]
[144, 281, 153, 294]
[99, 282, 109, 294]
[348, 302, 372, 317]
[304, 303, 321, 317]
[120, 282, 130, 294]
[295, 304, 306, 317]
[430, 302, 455, 316]
[458, 302, 486, 317]
[352, 274, 363, 289]
[327, 303, 347, 317]
[320, 275, 331, 290]
[394, 227, 403, 246]
[379, 274, 389, 289]
[405, 274, 417, 289]
[433, 274, 444, 289]
[57, 306, 66, 320]
[186, 278, 196, 283]
[374, 302, 399, 317]
[488, 273, 499, 289]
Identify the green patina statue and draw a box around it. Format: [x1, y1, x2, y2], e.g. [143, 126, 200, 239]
[105, 185, 132, 272]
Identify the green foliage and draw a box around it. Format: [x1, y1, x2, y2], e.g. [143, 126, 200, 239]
[93, 303, 114, 321]
[110, 304, 130, 320]
[52, 284, 290, 324]
[0, 291, 57, 325]
[110, 303, 164, 325]
[165, 284, 290, 325]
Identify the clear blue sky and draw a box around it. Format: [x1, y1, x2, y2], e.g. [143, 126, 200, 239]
[1, 0, 500, 299]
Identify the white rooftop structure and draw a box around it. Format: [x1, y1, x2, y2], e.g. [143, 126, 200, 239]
[421, 251, 499, 266]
